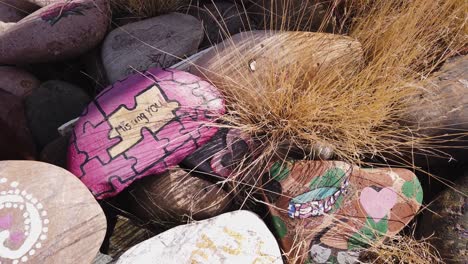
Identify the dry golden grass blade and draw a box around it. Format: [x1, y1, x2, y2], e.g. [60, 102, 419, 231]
[110, 0, 191, 17]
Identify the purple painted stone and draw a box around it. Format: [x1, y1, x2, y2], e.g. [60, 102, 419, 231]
[67, 68, 225, 199]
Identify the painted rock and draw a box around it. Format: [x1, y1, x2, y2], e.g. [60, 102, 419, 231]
[0, 66, 40, 98]
[24, 80, 90, 150]
[186, 1, 253, 48]
[125, 167, 232, 229]
[116, 211, 283, 264]
[262, 160, 422, 264]
[418, 173, 467, 263]
[182, 128, 255, 181]
[101, 13, 203, 83]
[0, 160, 106, 263]
[189, 31, 363, 93]
[67, 68, 225, 199]
[0, 0, 109, 64]
[0, 89, 36, 160]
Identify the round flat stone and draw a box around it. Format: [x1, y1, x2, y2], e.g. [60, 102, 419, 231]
[67, 68, 225, 199]
[116, 211, 283, 264]
[0, 160, 106, 263]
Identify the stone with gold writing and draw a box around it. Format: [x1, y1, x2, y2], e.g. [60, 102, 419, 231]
[116, 211, 283, 264]
[67, 68, 225, 199]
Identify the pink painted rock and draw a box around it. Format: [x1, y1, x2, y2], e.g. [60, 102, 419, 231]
[0, 0, 109, 64]
[67, 68, 225, 199]
[0, 66, 40, 98]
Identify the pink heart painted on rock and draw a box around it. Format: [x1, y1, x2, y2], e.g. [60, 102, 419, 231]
[0, 214, 12, 229]
[9, 231, 25, 245]
[359, 187, 397, 221]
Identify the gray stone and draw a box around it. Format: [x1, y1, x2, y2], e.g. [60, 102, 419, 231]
[116, 211, 283, 264]
[101, 12, 203, 83]
[24, 80, 90, 150]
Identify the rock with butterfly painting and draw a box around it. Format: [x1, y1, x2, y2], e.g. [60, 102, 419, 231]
[262, 160, 422, 263]
[67, 68, 225, 199]
[101, 12, 203, 83]
[0, 0, 109, 64]
[116, 210, 283, 264]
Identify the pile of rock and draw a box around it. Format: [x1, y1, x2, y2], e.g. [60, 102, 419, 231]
[0, 0, 466, 264]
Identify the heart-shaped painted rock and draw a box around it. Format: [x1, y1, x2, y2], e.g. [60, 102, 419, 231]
[0, 160, 106, 263]
[67, 68, 225, 199]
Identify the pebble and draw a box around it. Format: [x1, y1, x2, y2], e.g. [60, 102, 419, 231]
[125, 168, 232, 229]
[0, 0, 109, 64]
[263, 160, 422, 263]
[24, 80, 90, 150]
[116, 211, 283, 264]
[0, 160, 106, 263]
[0, 89, 36, 159]
[0, 66, 40, 98]
[101, 13, 203, 83]
[67, 68, 225, 199]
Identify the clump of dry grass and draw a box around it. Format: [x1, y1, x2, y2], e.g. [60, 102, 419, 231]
[195, 0, 467, 168]
[110, 0, 190, 17]
[360, 234, 444, 263]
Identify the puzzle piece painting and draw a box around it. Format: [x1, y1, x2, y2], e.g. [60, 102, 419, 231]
[67, 68, 225, 199]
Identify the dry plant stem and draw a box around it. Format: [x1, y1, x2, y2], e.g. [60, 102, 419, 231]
[110, 0, 191, 17]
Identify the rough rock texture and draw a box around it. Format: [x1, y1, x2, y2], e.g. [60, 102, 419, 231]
[0, 89, 37, 159]
[187, 1, 253, 48]
[24, 80, 90, 150]
[126, 168, 232, 230]
[0, 66, 40, 98]
[116, 211, 283, 264]
[419, 173, 467, 264]
[190, 31, 363, 94]
[0, 0, 110, 64]
[40, 136, 69, 168]
[101, 13, 203, 83]
[247, 0, 336, 32]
